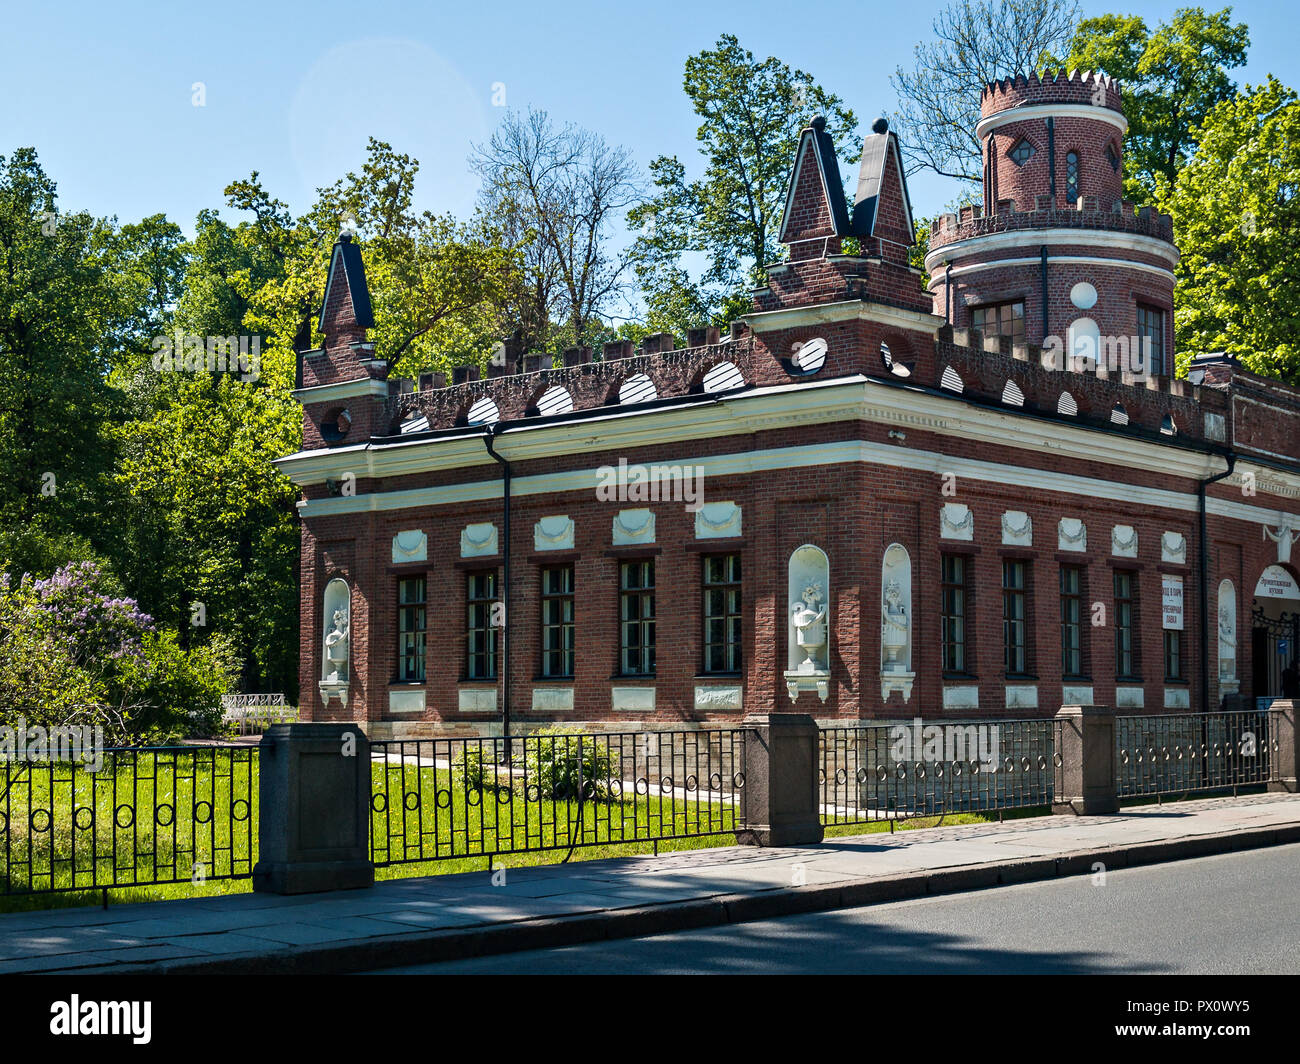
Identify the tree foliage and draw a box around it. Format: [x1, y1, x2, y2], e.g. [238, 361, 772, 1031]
[1163, 76, 1300, 384]
[1061, 6, 1249, 200]
[630, 34, 858, 335]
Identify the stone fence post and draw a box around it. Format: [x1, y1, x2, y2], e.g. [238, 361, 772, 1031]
[735, 713, 824, 847]
[1268, 700, 1298, 793]
[1053, 704, 1119, 815]
[253, 723, 374, 894]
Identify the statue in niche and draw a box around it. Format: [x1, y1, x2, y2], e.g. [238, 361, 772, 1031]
[881, 580, 910, 670]
[324, 607, 349, 682]
[790, 583, 828, 673]
[1218, 604, 1237, 680]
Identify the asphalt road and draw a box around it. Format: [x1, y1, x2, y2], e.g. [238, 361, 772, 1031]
[372, 843, 1300, 974]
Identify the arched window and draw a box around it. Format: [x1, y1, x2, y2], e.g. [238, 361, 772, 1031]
[1066, 151, 1080, 204]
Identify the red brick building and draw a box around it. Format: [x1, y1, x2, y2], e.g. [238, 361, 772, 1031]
[277, 73, 1300, 738]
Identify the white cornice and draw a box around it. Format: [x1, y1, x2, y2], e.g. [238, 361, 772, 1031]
[976, 103, 1128, 140]
[926, 227, 1178, 273]
[278, 375, 1300, 523]
[931, 254, 1176, 285]
[744, 298, 943, 335]
[291, 377, 388, 403]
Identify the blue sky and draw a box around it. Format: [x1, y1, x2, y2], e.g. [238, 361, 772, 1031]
[4, 0, 1297, 239]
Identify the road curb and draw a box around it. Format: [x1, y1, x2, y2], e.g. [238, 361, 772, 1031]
[48, 821, 1300, 975]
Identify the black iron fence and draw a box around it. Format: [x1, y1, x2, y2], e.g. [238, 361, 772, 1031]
[819, 718, 1063, 826]
[369, 728, 746, 866]
[0, 745, 256, 896]
[1116, 709, 1279, 800]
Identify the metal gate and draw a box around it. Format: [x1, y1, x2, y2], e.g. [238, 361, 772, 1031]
[1252, 605, 1299, 708]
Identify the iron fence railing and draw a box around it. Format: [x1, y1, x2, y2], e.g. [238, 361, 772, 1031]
[369, 729, 746, 866]
[819, 718, 1062, 826]
[1116, 709, 1278, 800]
[0, 745, 257, 896]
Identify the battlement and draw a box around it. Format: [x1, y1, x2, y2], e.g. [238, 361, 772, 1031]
[928, 198, 1174, 254]
[981, 68, 1123, 116]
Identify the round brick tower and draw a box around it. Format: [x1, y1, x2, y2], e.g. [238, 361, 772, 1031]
[926, 70, 1179, 377]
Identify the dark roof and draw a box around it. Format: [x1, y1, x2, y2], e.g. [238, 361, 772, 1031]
[850, 125, 915, 241]
[318, 235, 375, 332]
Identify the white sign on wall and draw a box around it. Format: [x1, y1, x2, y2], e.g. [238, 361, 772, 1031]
[1162, 575, 1184, 630]
[1255, 564, 1300, 601]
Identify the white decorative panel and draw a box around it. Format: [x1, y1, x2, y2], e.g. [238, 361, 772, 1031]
[1204, 411, 1226, 442]
[531, 687, 574, 713]
[392, 529, 427, 564]
[460, 522, 498, 558]
[612, 508, 655, 545]
[1111, 525, 1138, 558]
[1161, 531, 1186, 563]
[695, 501, 742, 539]
[1164, 687, 1190, 709]
[694, 685, 743, 711]
[1058, 517, 1087, 552]
[533, 515, 574, 552]
[940, 503, 973, 541]
[458, 688, 496, 712]
[942, 685, 980, 710]
[1005, 685, 1038, 709]
[1116, 686, 1145, 709]
[1062, 686, 1094, 705]
[611, 687, 656, 712]
[1001, 511, 1032, 546]
[389, 690, 425, 713]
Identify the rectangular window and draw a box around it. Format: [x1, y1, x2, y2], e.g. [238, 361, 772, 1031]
[971, 300, 1026, 343]
[1003, 559, 1028, 675]
[1164, 629, 1183, 682]
[703, 554, 742, 674]
[619, 560, 655, 676]
[1114, 570, 1138, 679]
[466, 570, 498, 680]
[1137, 303, 1166, 376]
[941, 554, 968, 673]
[540, 565, 574, 679]
[397, 577, 426, 682]
[1060, 565, 1084, 678]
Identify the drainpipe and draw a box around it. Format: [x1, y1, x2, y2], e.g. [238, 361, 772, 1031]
[483, 427, 511, 753]
[1039, 247, 1049, 341]
[1198, 451, 1236, 713]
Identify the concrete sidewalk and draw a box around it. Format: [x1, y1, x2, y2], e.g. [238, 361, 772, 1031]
[3, 792, 1298, 974]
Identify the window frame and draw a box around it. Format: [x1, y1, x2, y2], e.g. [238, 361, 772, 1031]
[941, 553, 970, 675]
[1066, 150, 1080, 204]
[1060, 564, 1086, 680]
[1114, 569, 1140, 681]
[1002, 559, 1030, 676]
[465, 569, 499, 681]
[702, 553, 742, 676]
[618, 559, 656, 677]
[396, 575, 427, 683]
[970, 299, 1027, 343]
[1136, 302, 1167, 377]
[539, 564, 575, 680]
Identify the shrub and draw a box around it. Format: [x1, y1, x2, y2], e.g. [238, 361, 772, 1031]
[524, 727, 616, 801]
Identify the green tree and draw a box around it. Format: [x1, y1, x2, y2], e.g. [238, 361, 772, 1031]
[1061, 7, 1250, 200]
[1163, 76, 1300, 385]
[630, 35, 858, 332]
